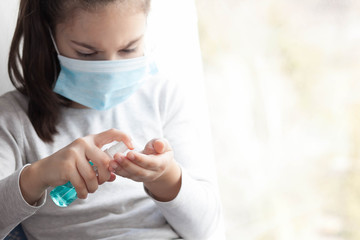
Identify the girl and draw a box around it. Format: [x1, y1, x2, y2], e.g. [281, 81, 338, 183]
[0, 0, 222, 239]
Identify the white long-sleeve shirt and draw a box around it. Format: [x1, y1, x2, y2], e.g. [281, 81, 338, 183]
[0, 75, 224, 240]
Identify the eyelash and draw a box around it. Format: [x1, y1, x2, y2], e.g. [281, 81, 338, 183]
[121, 48, 136, 54]
[77, 52, 95, 58]
[76, 48, 136, 58]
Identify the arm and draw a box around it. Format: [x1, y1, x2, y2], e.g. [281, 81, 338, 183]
[18, 128, 134, 205]
[0, 97, 43, 238]
[157, 79, 223, 239]
[0, 126, 133, 238]
[109, 79, 224, 239]
[0, 166, 46, 238]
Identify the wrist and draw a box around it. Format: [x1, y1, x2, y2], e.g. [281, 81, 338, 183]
[20, 162, 48, 205]
[144, 160, 182, 202]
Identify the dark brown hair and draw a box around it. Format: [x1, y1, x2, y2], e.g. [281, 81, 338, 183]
[8, 0, 151, 142]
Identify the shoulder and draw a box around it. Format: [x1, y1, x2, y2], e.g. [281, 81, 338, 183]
[0, 91, 29, 153]
[0, 90, 28, 125]
[0, 90, 28, 113]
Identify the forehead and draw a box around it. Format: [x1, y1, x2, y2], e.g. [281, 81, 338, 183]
[56, 4, 147, 47]
[56, 0, 146, 25]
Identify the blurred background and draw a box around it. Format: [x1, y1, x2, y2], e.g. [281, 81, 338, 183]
[195, 0, 360, 239]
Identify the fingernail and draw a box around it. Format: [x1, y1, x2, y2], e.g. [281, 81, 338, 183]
[127, 152, 135, 161]
[110, 162, 119, 169]
[129, 140, 135, 150]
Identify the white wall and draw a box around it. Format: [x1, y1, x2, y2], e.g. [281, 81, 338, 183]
[0, 0, 18, 95]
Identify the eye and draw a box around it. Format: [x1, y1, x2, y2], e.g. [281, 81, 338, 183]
[121, 48, 136, 54]
[76, 51, 97, 58]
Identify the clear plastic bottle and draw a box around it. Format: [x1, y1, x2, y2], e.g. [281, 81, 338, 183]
[50, 141, 128, 207]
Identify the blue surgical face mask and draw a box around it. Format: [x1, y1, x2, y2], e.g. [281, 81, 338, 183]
[50, 34, 158, 110]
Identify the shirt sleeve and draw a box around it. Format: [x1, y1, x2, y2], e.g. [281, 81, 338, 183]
[0, 166, 46, 238]
[149, 78, 224, 239]
[0, 95, 46, 238]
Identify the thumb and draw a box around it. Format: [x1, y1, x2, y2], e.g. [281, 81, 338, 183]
[153, 139, 171, 154]
[142, 138, 171, 155]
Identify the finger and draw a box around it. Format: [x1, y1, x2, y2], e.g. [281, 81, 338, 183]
[115, 155, 153, 181]
[108, 159, 131, 179]
[113, 152, 126, 160]
[112, 161, 133, 179]
[153, 139, 166, 154]
[125, 151, 161, 172]
[84, 146, 111, 184]
[76, 159, 98, 193]
[159, 138, 172, 152]
[142, 140, 156, 155]
[143, 138, 171, 155]
[108, 153, 126, 172]
[69, 170, 88, 199]
[93, 129, 134, 150]
[109, 159, 120, 173]
[107, 172, 117, 182]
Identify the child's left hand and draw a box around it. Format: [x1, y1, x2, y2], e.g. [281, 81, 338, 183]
[108, 139, 182, 201]
[109, 138, 173, 182]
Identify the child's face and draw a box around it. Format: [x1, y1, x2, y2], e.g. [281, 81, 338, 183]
[55, 3, 147, 60]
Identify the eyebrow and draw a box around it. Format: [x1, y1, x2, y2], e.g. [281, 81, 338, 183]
[71, 35, 144, 51]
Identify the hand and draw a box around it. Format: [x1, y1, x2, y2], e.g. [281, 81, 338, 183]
[20, 129, 133, 205]
[109, 138, 182, 201]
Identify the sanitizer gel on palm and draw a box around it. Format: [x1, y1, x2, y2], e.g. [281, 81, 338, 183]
[50, 141, 128, 207]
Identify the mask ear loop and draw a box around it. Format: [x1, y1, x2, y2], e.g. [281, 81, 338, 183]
[48, 27, 61, 89]
[48, 27, 60, 55]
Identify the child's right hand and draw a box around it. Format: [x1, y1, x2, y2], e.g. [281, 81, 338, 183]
[19, 129, 133, 206]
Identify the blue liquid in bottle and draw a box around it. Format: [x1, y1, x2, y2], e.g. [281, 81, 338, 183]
[50, 141, 128, 207]
[50, 181, 78, 207]
[50, 161, 95, 207]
